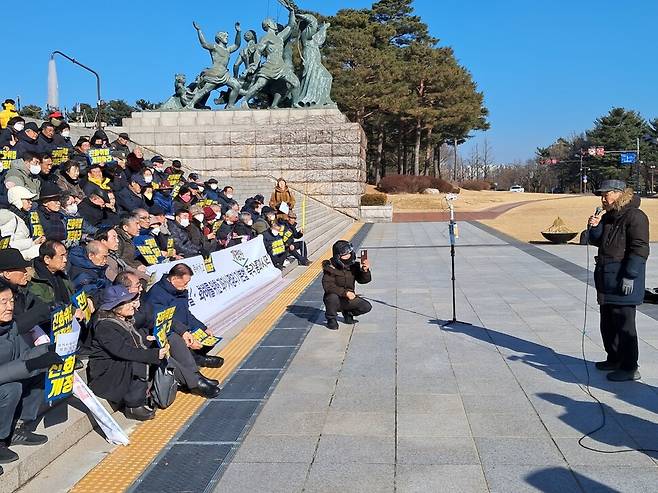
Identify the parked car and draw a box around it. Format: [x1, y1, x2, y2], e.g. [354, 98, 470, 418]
[509, 185, 525, 193]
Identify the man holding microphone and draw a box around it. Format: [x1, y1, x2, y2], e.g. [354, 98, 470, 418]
[588, 179, 649, 381]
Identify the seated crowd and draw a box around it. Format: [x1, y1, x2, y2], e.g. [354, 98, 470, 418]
[0, 105, 310, 472]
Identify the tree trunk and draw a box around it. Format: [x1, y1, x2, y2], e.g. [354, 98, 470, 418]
[413, 118, 421, 176]
[397, 126, 403, 175]
[434, 145, 440, 178]
[375, 127, 384, 183]
[424, 127, 433, 177]
[402, 141, 408, 175]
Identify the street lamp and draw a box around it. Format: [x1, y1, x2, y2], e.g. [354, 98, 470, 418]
[50, 51, 102, 129]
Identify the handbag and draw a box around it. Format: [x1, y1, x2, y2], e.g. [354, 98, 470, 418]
[150, 359, 178, 409]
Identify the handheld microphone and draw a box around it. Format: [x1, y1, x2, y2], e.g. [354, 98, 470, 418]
[594, 206, 602, 217]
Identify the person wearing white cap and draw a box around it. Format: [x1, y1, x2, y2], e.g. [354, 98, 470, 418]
[0, 187, 45, 260]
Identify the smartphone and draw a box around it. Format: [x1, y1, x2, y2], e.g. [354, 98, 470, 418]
[360, 249, 368, 261]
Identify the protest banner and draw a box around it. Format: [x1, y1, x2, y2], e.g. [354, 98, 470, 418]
[146, 236, 282, 336]
[29, 211, 44, 238]
[166, 238, 175, 258]
[0, 149, 16, 171]
[0, 236, 10, 249]
[73, 375, 129, 445]
[52, 147, 69, 165]
[153, 307, 176, 348]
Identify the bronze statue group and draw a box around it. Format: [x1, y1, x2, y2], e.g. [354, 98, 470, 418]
[161, 0, 334, 111]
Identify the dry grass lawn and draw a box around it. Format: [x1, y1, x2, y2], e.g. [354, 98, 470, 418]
[481, 195, 658, 242]
[366, 185, 571, 212]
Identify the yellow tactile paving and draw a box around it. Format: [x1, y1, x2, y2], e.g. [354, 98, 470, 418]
[71, 222, 363, 493]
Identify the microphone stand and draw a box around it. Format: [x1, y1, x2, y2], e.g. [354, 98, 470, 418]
[442, 198, 471, 327]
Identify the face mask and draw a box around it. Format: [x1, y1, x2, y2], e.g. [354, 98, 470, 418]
[13, 123, 24, 132]
[144, 175, 153, 184]
[194, 214, 205, 223]
[271, 229, 280, 236]
[61, 130, 70, 138]
[210, 184, 218, 190]
[247, 220, 253, 226]
[181, 195, 191, 203]
[151, 227, 161, 235]
[226, 194, 233, 199]
[179, 218, 190, 228]
[29, 164, 41, 175]
[66, 203, 78, 215]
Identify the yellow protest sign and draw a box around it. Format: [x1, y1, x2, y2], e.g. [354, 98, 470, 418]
[46, 354, 76, 402]
[51, 304, 74, 336]
[72, 290, 92, 323]
[153, 307, 176, 348]
[88, 148, 112, 165]
[30, 212, 44, 238]
[0, 149, 16, 170]
[0, 236, 10, 249]
[52, 147, 69, 165]
[65, 217, 83, 244]
[191, 328, 220, 347]
[204, 255, 215, 273]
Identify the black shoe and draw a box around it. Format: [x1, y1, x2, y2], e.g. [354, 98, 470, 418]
[595, 360, 620, 371]
[199, 374, 219, 387]
[327, 318, 339, 330]
[191, 379, 221, 399]
[124, 405, 156, 421]
[299, 259, 310, 266]
[607, 369, 641, 382]
[196, 355, 224, 368]
[10, 425, 47, 446]
[342, 312, 358, 324]
[0, 443, 18, 464]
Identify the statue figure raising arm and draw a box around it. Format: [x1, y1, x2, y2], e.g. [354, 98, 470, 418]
[186, 21, 243, 109]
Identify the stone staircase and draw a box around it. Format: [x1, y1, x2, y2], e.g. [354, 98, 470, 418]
[5, 178, 353, 493]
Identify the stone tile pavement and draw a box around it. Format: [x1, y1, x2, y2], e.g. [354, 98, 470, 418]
[213, 221, 658, 493]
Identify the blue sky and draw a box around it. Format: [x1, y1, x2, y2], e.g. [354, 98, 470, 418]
[4, 1, 658, 163]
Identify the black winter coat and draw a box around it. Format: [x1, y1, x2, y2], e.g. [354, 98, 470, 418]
[0, 321, 52, 385]
[37, 205, 66, 241]
[167, 219, 201, 258]
[589, 190, 650, 305]
[116, 187, 146, 214]
[87, 313, 161, 404]
[322, 259, 372, 298]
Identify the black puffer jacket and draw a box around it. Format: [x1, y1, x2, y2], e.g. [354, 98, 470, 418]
[589, 189, 649, 305]
[322, 258, 371, 298]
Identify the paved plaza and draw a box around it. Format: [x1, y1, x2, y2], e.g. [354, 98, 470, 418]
[207, 221, 658, 493]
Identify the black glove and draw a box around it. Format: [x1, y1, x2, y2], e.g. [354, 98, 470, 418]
[25, 345, 64, 372]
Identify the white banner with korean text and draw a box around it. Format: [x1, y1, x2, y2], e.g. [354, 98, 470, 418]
[146, 237, 282, 336]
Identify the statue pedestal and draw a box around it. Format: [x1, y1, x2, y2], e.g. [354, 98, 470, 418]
[119, 108, 367, 217]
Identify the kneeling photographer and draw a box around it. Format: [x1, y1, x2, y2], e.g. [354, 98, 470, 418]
[322, 240, 372, 330]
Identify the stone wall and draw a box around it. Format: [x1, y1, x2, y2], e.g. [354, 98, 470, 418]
[118, 108, 367, 218]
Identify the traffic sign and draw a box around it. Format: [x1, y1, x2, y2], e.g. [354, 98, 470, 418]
[620, 152, 637, 164]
